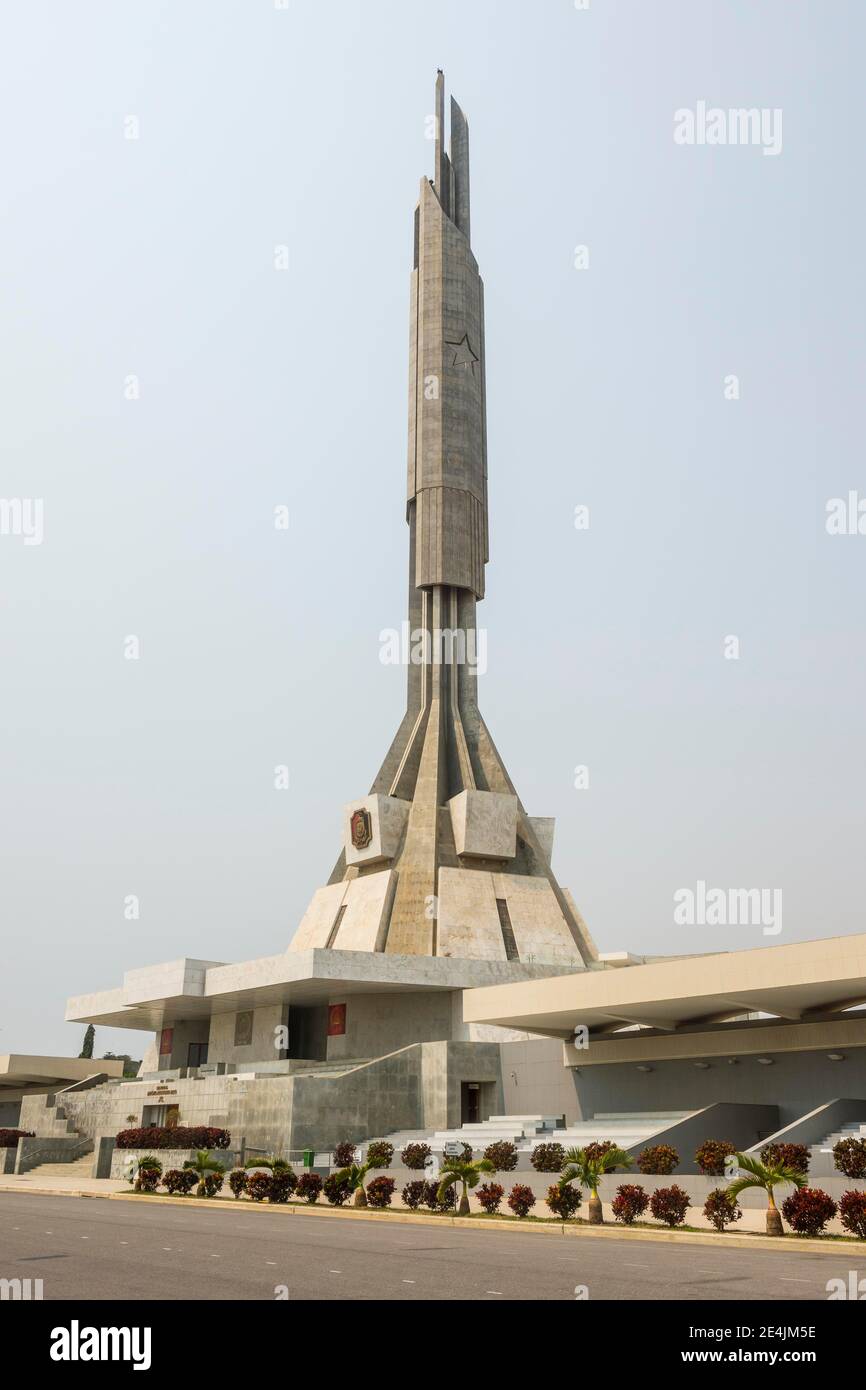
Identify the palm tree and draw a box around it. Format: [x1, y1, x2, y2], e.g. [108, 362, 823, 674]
[339, 1158, 382, 1207]
[727, 1151, 806, 1236]
[559, 1146, 633, 1225]
[183, 1149, 225, 1198]
[436, 1157, 495, 1216]
[132, 1154, 162, 1192]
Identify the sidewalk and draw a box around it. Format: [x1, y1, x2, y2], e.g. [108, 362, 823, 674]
[0, 1173, 128, 1197]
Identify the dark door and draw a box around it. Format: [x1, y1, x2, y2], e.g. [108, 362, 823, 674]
[461, 1082, 481, 1125]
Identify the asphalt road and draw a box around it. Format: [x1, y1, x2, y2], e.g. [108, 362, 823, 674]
[0, 1194, 861, 1301]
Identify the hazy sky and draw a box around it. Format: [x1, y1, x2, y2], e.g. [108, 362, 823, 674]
[2, 0, 863, 1059]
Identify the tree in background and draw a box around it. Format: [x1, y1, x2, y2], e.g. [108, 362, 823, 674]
[79, 1025, 95, 1059]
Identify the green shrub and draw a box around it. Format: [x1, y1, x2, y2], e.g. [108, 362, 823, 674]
[401, 1180, 427, 1210]
[694, 1139, 736, 1177]
[703, 1188, 742, 1232]
[782, 1187, 837, 1236]
[507, 1184, 536, 1218]
[531, 1143, 565, 1173]
[636, 1145, 679, 1175]
[547, 1184, 582, 1219]
[650, 1185, 690, 1227]
[332, 1142, 356, 1167]
[611, 1184, 649, 1224]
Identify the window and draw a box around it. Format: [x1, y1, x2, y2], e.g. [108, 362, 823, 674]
[187, 1042, 208, 1067]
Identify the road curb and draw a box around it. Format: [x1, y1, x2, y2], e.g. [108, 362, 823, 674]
[3, 1184, 864, 1256]
[93, 1189, 866, 1254]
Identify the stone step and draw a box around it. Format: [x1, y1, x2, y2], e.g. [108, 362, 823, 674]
[29, 1159, 94, 1176]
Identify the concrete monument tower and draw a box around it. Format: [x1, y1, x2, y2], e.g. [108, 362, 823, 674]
[291, 74, 596, 969]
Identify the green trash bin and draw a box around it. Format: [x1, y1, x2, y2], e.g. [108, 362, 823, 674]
[303, 1149, 314, 1169]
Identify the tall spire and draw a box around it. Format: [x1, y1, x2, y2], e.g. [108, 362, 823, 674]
[289, 75, 597, 969]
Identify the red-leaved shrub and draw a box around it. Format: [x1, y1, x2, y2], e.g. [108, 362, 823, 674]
[401, 1180, 427, 1210]
[781, 1187, 837, 1236]
[694, 1139, 735, 1176]
[703, 1188, 742, 1231]
[296, 1172, 323, 1204]
[636, 1145, 679, 1175]
[612, 1184, 650, 1225]
[507, 1184, 536, 1218]
[228, 1169, 248, 1199]
[246, 1171, 273, 1202]
[483, 1141, 517, 1171]
[650, 1185, 691, 1227]
[760, 1142, 810, 1175]
[476, 1182, 505, 1214]
[424, 1181, 456, 1213]
[115, 1126, 230, 1150]
[834, 1138, 866, 1180]
[546, 1184, 582, 1219]
[531, 1143, 565, 1173]
[365, 1176, 396, 1208]
[838, 1190, 866, 1239]
[401, 1143, 431, 1171]
[163, 1168, 198, 1196]
[0, 1129, 34, 1148]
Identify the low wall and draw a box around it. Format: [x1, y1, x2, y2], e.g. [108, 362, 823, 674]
[109, 1147, 243, 1181]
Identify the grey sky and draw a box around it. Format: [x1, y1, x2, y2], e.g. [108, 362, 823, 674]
[2, 0, 863, 1059]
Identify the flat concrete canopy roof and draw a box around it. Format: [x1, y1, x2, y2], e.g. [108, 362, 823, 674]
[462, 933, 866, 1039]
[0, 1055, 126, 1091]
[66, 950, 577, 1031]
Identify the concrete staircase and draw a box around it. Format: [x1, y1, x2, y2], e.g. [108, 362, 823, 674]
[430, 1115, 561, 1150]
[810, 1120, 866, 1175]
[25, 1152, 95, 1179]
[545, 1110, 692, 1152]
[816, 1120, 866, 1150]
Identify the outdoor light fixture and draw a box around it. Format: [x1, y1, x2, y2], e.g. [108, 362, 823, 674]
[827, 1053, 845, 1062]
[694, 1062, 710, 1069]
[756, 1057, 774, 1065]
[636, 1065, 653, 1073]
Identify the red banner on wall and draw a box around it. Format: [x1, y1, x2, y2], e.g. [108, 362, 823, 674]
[327, 1003, 347, 1037]
[159, 1027, 174, 1055]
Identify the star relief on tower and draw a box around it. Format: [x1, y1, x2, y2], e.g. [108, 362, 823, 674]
[446, 332, 479, 373]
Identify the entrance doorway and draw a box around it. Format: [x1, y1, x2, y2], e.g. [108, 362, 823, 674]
[461, 1082, 482, 1125]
